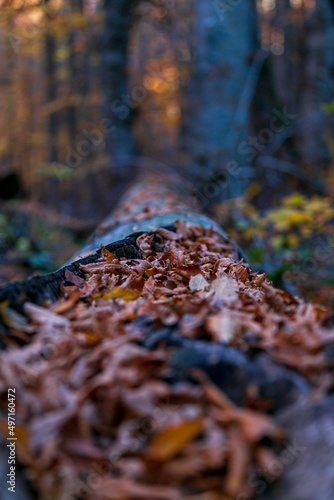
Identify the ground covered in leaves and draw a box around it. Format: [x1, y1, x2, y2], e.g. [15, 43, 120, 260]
[1, 221, 334, 500]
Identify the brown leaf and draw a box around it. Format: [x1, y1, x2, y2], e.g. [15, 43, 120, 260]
[94, 478, 185, 500]
[51, 289, 81, 314]
[24, 303, 70, 328]
[0, 301, 32, 332]
[225, 426, 250, 498]
[237, 409, 285, 444]
[64, 269, 85, 287]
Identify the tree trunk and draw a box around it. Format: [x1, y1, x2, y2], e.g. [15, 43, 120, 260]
[66, 0, 84, 145]
[295, 0, 334, 170]
[45, 0, 58, 164]
[102, 0, 137, 173]
[182, 0, 259, 197]
[268, 0, 334, 176]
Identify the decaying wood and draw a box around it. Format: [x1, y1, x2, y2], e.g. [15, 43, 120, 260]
[0, 174, 334, 500]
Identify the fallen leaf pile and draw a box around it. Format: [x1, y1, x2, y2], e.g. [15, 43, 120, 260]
[0, 221, 334, 500]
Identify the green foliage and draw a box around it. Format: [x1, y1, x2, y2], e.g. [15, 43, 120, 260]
[215, 192, 334, 304]
[0, 205, 83, 283]
[321, 102, 334, 113]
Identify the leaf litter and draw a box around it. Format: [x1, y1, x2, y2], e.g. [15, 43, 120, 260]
[0, 220, 334, 499]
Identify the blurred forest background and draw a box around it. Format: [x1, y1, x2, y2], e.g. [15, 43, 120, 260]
[1, 0, 334, 310]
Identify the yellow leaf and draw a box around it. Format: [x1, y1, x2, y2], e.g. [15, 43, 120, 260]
[55, 46, 69, 62]
[300, 226, 313, 237]
[72, 12, 88, 29]
[92, 287, 141, 301]
[287, 233, 300, 249]
[246, 182, 261, 199]
[145, 418, 204, 462]
[287, 212, 313, 226]
[271, 235, 285, 251]
[283, 192, 304, 208]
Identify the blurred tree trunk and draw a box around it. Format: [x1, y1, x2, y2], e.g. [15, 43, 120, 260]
[45, 0, 58, 163]
[102, 0, 137, 174]
[295, 0, 334, 171]
[66, 0, 84, 144]
[269, 0, 292, 108]
[182, 0, 259, 197]
[3, 13, 15, 178]
[268, 0, 334, 180]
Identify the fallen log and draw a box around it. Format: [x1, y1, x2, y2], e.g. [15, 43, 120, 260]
[0, 173, 334, 500]
[0, 172, 241, 316]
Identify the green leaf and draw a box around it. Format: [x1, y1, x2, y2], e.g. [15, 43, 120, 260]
[321, 102, 334, 113]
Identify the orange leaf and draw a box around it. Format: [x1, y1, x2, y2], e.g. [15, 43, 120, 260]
[51, 290, 81, 314]
[79, 331, 103, 347]
[145, 418, 204, 462]
[101, 247, 115, 263]
[0, 421, 33, 465]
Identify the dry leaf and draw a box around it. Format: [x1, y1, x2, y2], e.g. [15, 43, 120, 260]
[206, 312, 239, 343]
[238, 409, 285, 444]
[24, 303, 70, 328]
[92, 287, 141, 301]
[0, 301, 31, 332]
[211, 275, 238, 303]
[225, 426, 250, 498]
[64, 269, 85, 287]
[145, 418, 204, 461]
[189, 274, 210, 292]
